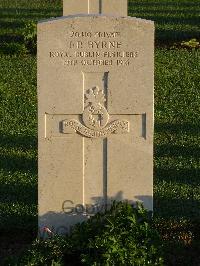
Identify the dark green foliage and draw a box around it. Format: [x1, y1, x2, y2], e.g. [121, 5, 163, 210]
[71, 202, 163, 266]
[21, 21, 37, 54]
[14, 202, 164, 266]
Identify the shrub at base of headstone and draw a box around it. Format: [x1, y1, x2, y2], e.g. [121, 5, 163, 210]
[15, 202, 164, 266]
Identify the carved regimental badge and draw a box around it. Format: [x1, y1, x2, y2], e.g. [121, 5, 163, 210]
[62, 87, 129, 138]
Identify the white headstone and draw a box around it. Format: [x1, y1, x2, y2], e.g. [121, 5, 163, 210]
[63, 0, 127, 16]
[38, 0, 154, 235]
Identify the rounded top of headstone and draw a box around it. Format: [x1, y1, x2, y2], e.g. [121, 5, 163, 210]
[63, 0, 128, 17]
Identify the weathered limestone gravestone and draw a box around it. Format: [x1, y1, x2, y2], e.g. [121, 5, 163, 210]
[38, 0, 154, 235]
[63, 0, 127, 16]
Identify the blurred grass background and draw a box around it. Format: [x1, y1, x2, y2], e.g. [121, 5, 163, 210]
[0, 0, 199, 265]
[0, 0, 199, 48]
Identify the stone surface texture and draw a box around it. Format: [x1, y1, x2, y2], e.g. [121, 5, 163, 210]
[63, 0, 127, 16]
[38, 14, 154, 234]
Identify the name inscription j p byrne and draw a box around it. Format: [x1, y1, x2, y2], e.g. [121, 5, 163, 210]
[49, 30, 139, 67]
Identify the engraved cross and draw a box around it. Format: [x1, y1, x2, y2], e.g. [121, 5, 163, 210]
[61, 72, 130, 208]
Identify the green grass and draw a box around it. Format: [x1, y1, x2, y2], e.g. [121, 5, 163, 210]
[0, 56, 37, 259]
[154, 50, 200, 265]
[0, 0, 199, 265]
[0, 0, 199, 51]
[154, 49, 200, 219]
[0, 0, 61, 52]
[129, 0, 200, 43]
[0, 50, 199, 265]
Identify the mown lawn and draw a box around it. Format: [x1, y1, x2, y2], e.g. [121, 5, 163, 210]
[129, 0, 200, 42]
[0, 0, 199, 49]
[0, 0, 199, 265]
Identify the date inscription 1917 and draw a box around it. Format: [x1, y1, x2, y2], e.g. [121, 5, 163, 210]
[49, 30, 139, 67]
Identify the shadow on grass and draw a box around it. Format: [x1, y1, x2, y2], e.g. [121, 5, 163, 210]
[128, 8, 199, 15]
[0, 230, 36, 265]
[0, 20, 25, 30]
[154, 117, 200, 266]
[0, 34, 23, 44]
[0, 134, 37, 232]
[0, 181, 37, 204]
[154, 121, 200, 220]
[0, 134, 37, 172]
[154, 196, 200, 220]
[0, 154, 36, 172]
[156, 144, 200, 159]
[151, 25, 198, 43]
[0, 7, 61, 14]
[0, 7, 61, 20]
[0, 13, 60, 21]
[0, 6, 61, 51]
[129, 1, 200, 8]
[132, 15, 199, 26]
[128, 1, 200, 41]
[155, 167, 200, 186]
[155, 122, 199, 135]
[0, 134, 37, 151]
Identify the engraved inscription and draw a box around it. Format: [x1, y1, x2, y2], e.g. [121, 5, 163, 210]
[49, 30, 139, 67]
[69, 31, 120, 38]
[63, 119, 129, 138]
